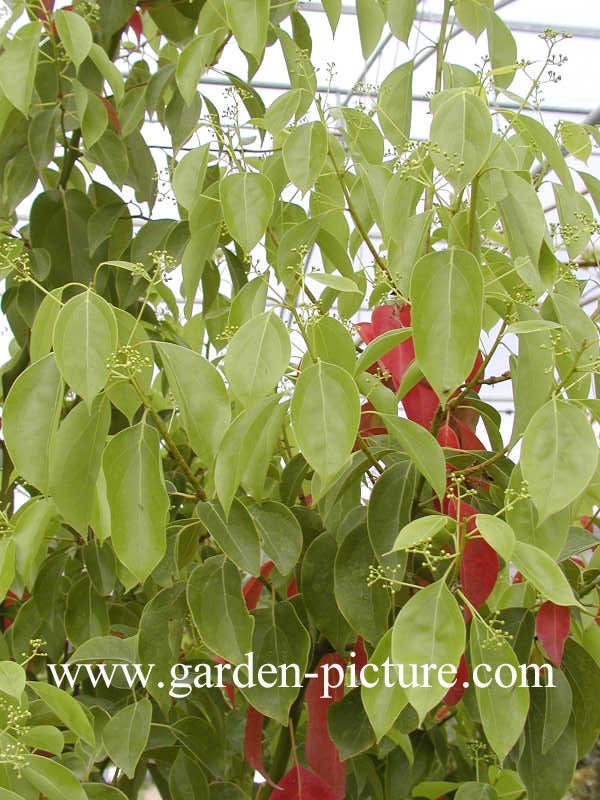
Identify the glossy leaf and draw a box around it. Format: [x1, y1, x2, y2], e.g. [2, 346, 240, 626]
[381, 415, 447, 502]
[283, 122, 328, 194]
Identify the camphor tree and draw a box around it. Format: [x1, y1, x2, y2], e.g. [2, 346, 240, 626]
[1, 0, 600, 798]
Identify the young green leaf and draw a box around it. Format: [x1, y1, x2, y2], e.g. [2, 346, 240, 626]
[220, 172, 274, 252]
[54, 10, 93, 68]
[391, 580, 465, 720]
[283, 122, 328, 194]
[291, 361, 360, 483]
[156, 342, 230, 467]
[430, 91, 492, 191]
[381, 415, 447, 502]
[377, 60, 413, 147]
[53, 291, 118, 404]
[0, 22, 41, 115]
[28, 681, 95, 746]
[521, 399, 598, 520]
[224, 311, 290, 407]
[470, 616, 529, 762]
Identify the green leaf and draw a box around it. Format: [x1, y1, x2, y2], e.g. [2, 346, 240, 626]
[188, 555, 254, 665]
[169, 750, 210, 800]
[84, 785, 129, 800]
[561, 121, 592, 163]
[454, 0, 493, 37]
[384, 0, 417, 43]
[103, 423, 169, 583]
[215, 396, 285, 515]
[283, 122, 328, 194]
[541, 670, 572, 754]
[65, 575, 110, 648]
[0, 538, 15, 603]
[328, 689, 376, 760]
[512, 541, 576, 607]
[377, 61, 413, 147]
[225, 0, 268, 62]
[248, 501, 302, 577]
[53, 291, 118, 403]
[0, 661, 25, 700]
[102, 698, 152, 779]
[301, 533, 352, 653]
[334, 523, 390, 643]
[224, 311, 290, 406]
[381, 415, 446, 503]
[172, 145, 210, 211]
[306, 316, 357, 374]
[54, 10, 93, 68]
[73, 81, 108, 148]
[391, 516, 451, 552]
[356, 0, 385, 58]
[22, 726, 64, 757]
[410, 248, 483, 402]
[88, 43, 124, 104]
[13, 497, 59, 589]
[361, 630, 407, 740]
[157, 342, 231, 467]
[475, 515, 515, 562]
[309, 273, 359, 293]
[0, 22, 41, 115]
[521, 399, 598, 520]
[517, 685, 576, 800]
[430, 91, 492, 191]
[241, 601, 311, 724]
[195, 499, 261, 576]
[49, 395, 111, 532]
[391, 580, 465, 720]
[470, 616, 529, 761]
[220, 172, 274, 252]
[322, 0, 342, 33]
[562, 639, 600, 757]
[22, 755, 87, 800]
[454, 784, 498, 800]
[291, 361, 360, 483]
[553, 183, 594, 259]
[3, 354, 63, 492]
[28, 681, 95, 746]
[355, 328, 413, 375]
[481, 170, 547, 285]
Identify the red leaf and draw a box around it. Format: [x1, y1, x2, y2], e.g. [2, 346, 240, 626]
[452, 416, 485, 451]
[358, 402, 387, 439]
[243, 561, 275, 611]
[536, 601, 571, 666]
[442, 653, 469, 707]
[278, 765, 338, 800]
[305, 654, 346, 799]
[37, 0, 54, 22]
[127, 9, 143, 42]
[244, 706, 277, 787]
[437, 423, 460, 448]
[99, 96, 122, 136]
[287, 578, 298, 598]
[446, 498, 479, 531]
[213, 655, 235, 708]
[460, 536, 499, 614]
[352, 637, 368, 673]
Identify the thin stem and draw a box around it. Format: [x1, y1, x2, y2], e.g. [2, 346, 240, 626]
[130, 377, 206, 499]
